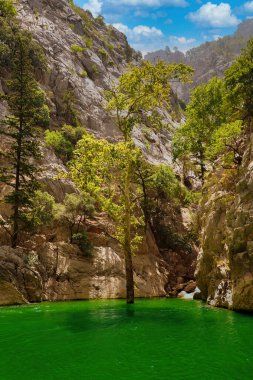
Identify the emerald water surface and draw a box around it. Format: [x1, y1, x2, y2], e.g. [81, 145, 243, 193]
[0, 298, 253, 380]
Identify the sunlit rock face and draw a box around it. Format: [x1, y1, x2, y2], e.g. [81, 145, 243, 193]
[0, 225, 169, 304]
[196, 135, 253, 311]
[17, 0, 128, 138]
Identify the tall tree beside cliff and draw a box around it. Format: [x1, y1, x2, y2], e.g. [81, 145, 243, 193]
[0, 3, 49, 247]
[225, 38, 253, 125]
[104, 61, 193, 303]
[172, 77, 228, 181]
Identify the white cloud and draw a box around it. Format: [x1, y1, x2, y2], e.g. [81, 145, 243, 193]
[170, 36, 196, 44]
[112, 23, 164, 53]
[187, 2, 240, 28]
[168, 35, 197, 52]
[83, 0, 103, 17]
[113, 23, 163, 38]
[242, 1, 253, 13]
[213, 34, 222, 40]
[109, 0, 188, 7]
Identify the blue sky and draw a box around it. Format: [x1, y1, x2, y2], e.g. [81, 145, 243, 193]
[75, 0, 253, 54]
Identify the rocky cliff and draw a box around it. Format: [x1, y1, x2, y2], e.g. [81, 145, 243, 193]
[196, 136, 253, 311]
[14, 0, 176, 162]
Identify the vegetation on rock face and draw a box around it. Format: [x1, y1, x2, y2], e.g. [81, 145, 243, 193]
[177, 38, 253, 310]
[225, 39, 253, 125]
[0, 1, 49, 247]
[27, 190, 55, 231]
[54, 193, 95, 244]
[173, 77, 228, 181]
[172, 38, 253, 183]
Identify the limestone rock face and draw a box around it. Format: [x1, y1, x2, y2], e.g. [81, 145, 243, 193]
[0, 226, 169, 305]
[17, 0, 126, 137]
[196, 138, 253, 311]
[0, 280, 27, 306]
[13, 0, 178, 163]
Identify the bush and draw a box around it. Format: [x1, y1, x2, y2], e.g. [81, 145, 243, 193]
[54, 192, 95, 243]
[91, 64, 99, 78]
[83, 36, 93, 49]
[98, 48, 108, 62]
[61, 124, 86, 145]
[70, 44, 86, 54]
[107, 42, 114, 51]
[72, 232, 93, 256]
[45, 129, 73, 161]
[80, 69, 88, 78]
[26, 191, 56, 232]
[95, 16, 105, 26]
[62, 90, 79, 127]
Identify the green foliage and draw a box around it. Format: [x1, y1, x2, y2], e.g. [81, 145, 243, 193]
[91, 64, 99, 78]
[135, 159, 190, 227]
[107, 42, 114, 51]
[45, 125, 86, 161]
[54, 192, 95, 243]
[69, 134, 143, 251]
[72, 232, 93, 256]
[83, 36, 93, 49]
[124, 41, 135, 62]
[172, 77, 240, 181]
[61, 124, 86, 145]
[98, 48, 108, 62]
[45, 130, 73, 161]
[70, 44, 86, 54]
[225, 38, 253, 122]
[69, 133, 113, 198]
[69, 1, 93, 28]
[80, 69, 87, 77]
[206, 120, 243, 166]
[105, 60, 193, 141]
[27, 191, 55, 230]
[95, 16, 105, 26]
[62, 90, 79, 127]
[0, 0, 16, 17]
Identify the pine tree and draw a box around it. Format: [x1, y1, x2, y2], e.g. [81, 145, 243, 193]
[0, 29, 49, 247]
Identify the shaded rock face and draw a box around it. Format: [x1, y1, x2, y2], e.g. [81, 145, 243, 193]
[0, 226, 169, 304]
[196, 138, 253, 311]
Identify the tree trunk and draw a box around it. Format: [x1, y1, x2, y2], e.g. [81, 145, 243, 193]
[11, 47, 24, 249]
[124, 157, 135, 304]
[12, 123, 22, 248]
[124, 243, 134, 304]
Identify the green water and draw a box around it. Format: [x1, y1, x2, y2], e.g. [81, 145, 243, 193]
[0, 299, 252, 380]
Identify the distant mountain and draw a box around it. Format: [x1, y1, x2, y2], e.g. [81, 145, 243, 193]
[145, 19, 253, 102]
